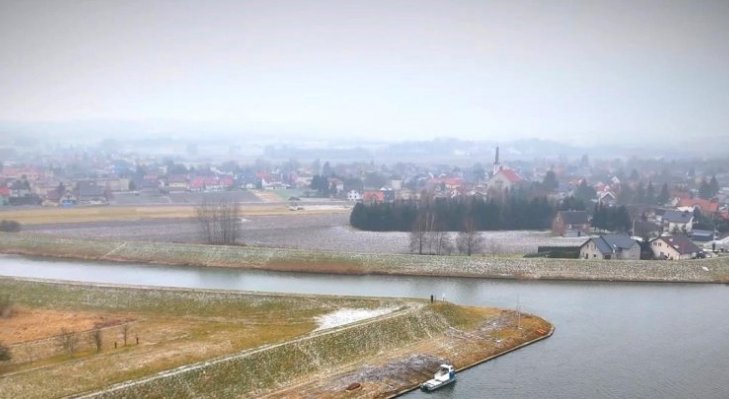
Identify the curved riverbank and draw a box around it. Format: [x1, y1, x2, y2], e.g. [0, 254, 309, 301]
[1, 232, 727, 283]
[0, 277, 551, 399]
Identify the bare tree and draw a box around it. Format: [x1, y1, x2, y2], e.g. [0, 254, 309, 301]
[0, 294, 13, 318]
[23, 345, 36, 364]
[410, 208, 454, 256]
[196, 198, 241, 245]
[435, 231, 455, 255]
[122, 323, 130, 346]
[0, 342, 11, 362]
[456, 217, 484, 256]
[410, 209, 434, 255]
[57, 328, 79, 355]
[91, 328, 103, 352]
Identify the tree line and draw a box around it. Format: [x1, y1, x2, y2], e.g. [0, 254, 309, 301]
[350, 196, 557, 232]
[591, 204, 631, 233]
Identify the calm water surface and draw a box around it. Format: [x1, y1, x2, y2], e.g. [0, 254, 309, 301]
[1, 255, 728, 398]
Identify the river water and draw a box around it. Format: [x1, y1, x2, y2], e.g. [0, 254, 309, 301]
[1, 255, 728, 398]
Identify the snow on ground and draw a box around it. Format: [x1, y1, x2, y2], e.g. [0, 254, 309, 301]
[314, 307, 398, 331]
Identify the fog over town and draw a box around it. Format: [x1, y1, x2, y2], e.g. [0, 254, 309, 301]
[2, 1, 729, 399]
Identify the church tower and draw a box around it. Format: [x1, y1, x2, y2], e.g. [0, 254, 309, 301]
[493, 146, 502, 175]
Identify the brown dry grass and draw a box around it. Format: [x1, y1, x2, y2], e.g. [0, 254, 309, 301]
[0, 307, 129, 345]
[0, 204, 348, 225]
[0, 280, 393, 399]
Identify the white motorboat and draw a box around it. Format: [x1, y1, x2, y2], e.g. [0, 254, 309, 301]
[420, 364, 456, 391]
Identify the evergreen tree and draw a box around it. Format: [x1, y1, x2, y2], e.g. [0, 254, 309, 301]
[322, 161, 333, 177]
[574, 180, 597, 203]
[709, 176, 720, 197]
[580, 154, 589, 168]
[543, 170, 559, 191]
[592, 204, 605, 231]
[635, 182, 646, 204]
[646, 181, 656, 205]
[618, 184, 634, 205]
[615, 206, 632, 233]
[657, 183, 670, 205]
[699, 179, 712, 200]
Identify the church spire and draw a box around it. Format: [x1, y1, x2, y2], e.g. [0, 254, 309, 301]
[493, 146, 502, 175]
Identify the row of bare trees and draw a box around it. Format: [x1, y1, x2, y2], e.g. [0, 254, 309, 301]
[56, 323, 133, 356]
[409, 212, 485, 256]
[196, 199, 241, 245]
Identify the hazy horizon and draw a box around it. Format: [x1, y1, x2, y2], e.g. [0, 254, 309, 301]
[2, 0, 729, 145]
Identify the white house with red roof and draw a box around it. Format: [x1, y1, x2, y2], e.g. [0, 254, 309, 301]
[487, 168, 523, 193]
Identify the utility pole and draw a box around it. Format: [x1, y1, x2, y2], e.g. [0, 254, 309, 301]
[516, 294, 521, 330]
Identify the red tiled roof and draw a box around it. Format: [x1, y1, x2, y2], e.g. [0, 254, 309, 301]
[219, 176, 234, 186]
[678, 198, 719, 213]
[497, 169, 522, 183]
[189, 176, 234, 189]
[362, 191, 385, 202]
[0, 187, 9, 197]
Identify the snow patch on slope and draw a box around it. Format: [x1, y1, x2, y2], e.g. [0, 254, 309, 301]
[314, 307, 397, 331]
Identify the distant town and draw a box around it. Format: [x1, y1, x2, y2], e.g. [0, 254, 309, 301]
[1, 138, 727, 260]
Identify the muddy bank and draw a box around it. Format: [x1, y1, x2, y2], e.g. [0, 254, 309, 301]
[265, 309, 553, 399]
[1, 233, 727, 283]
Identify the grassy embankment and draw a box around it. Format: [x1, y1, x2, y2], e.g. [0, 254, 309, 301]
[1, 232, 728, 283]
[0, 278, 401, 398]
[0, 278, 552, 399]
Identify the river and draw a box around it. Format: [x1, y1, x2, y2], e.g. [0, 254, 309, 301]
[1, 255, 728, 398]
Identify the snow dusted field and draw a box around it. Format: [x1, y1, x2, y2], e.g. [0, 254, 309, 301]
[27, 212, 586, 255]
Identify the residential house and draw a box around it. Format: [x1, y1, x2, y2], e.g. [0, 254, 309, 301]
[0, 167, 43, 181]
[362, 190, 385, 203]
[346, 190, 362, 202]
[0, 186, 9, 206]
[103, 178, 131, 192]
[59, 194, 78, 208]
[579, 234, 640, 260]
[552, 210, 590, 237]
[691, 229, 714, 242]
[650, 235, 701, 260]
[677, 198, 720, 215]
[8, 179, 38, 205]
[262, 179, 287, 190]
[660, 210, 693, 234]
[9, 179, 31, 198]
[189, 177, 206, 192]
[327, 177, 344, 195]
[75, 180, 107, 204]
[597, 191, 617, 206]
[140, 175, 161, 191]
[397, 188, 417, 200]
[166, 175, 189, 191]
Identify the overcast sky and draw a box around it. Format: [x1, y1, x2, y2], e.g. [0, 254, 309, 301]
[2, 0, 729, 144]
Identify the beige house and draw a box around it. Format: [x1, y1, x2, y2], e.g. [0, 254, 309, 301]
[650, 235, 701, 260]
[579, 234, 640, 260]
